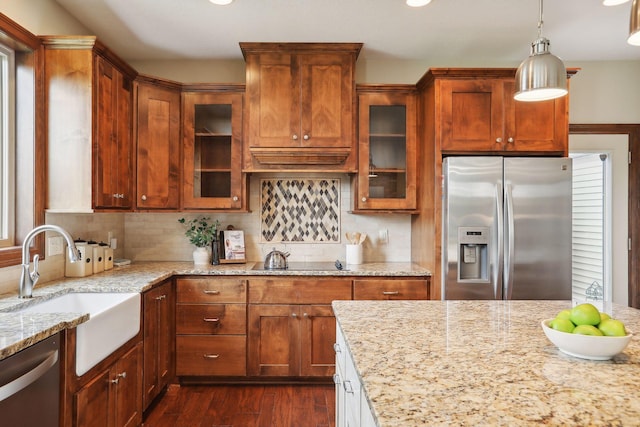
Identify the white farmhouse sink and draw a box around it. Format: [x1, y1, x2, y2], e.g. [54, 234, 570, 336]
[18, 293, 141, 376]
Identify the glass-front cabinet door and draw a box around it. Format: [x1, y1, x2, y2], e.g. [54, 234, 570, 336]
[355, 87, 417, 211]
[182, 90, 246, 210]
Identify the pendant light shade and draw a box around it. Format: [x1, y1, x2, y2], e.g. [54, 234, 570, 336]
[514, 0, 567, 102]
[630, 0, 640, 45]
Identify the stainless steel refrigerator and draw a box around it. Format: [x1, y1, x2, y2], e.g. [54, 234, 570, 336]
[442, 156, 572, 300]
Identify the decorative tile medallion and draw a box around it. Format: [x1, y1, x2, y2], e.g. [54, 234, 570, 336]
[260, 179, 340, 242]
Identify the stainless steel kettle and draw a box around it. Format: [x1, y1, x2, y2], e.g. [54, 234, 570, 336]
[264, 247, 290, 270]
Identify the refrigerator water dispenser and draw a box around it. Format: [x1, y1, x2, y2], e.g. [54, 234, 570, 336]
[458, 227, 489, 282]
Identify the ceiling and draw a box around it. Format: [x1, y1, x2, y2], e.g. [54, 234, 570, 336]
[54, 0, 640, 64]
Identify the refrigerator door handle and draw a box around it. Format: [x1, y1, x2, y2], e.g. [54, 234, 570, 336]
[504, 183, 515, 299]
[495, 183, 503, 299]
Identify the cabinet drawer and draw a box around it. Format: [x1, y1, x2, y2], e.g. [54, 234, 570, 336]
[176, 303, 246, 335]
[176, 278, 246, 303]
[353, 279, 429, 300]
[176, 336, 246, 376]
[248, 278, 352, 304]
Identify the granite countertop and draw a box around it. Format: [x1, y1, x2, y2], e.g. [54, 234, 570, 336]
[332, 300, 640, 426]
[0, 261, 429, 360]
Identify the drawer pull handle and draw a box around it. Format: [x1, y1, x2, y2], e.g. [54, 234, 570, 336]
[382, 291, 400, 296]
[203, 354, 220, 359]
[155, 294, 166, 301]
[203, 290, 220, 295]
[203, 317, 220, 323]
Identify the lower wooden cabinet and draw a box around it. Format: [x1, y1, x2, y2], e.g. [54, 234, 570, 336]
[142, 279, 174, 410]
[74, 342, 143, 427]
[247, 278, 351, 378]
[175, 277, 247, 377]
[353, 278, 430, 300]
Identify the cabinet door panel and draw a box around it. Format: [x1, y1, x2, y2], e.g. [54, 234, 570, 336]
[74, 369, 111, 427]
[300, 54, 352, 147]
[115, 343, 142, 427]
[176, 303, 246, 335]
[300, 305, 336, 377]
[247, 304, 298, 376]
[136, 82, 180, 209]
[440, 80, 503, 152]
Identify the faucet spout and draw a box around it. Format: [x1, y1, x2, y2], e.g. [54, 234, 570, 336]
[20, 224, 79, 298]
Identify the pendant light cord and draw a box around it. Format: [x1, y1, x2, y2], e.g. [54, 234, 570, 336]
[537, 0, 544, 38]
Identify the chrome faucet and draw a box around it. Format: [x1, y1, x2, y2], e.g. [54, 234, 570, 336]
[20, 224, 80, 298]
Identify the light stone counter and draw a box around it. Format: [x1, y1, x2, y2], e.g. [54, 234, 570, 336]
[332, 300, 640, 426]
[0, 261, 429, 360]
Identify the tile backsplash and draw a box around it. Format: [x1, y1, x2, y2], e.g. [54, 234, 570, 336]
[260, 178, 340, 243]
[0, 174, 412, 293]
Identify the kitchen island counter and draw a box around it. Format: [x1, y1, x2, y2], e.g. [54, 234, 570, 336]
[332, 300, 640, 426]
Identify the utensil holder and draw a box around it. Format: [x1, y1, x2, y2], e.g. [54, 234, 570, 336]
[346, 244, 363, 265]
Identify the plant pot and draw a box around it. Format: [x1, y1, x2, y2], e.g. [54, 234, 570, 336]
[193, 247, 210, 265]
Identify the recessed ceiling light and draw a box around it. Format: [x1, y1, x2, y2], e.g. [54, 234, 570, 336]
[406, 0, 433, 7]
[209, 0, 233, 5]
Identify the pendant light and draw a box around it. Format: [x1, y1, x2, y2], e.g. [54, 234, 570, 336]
[630, 0, 640, 45]
[514, 0, 567, 102]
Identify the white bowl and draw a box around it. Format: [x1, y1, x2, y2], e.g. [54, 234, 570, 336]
[541, 319, 633, 360]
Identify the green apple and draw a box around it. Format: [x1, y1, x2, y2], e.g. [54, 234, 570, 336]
[598, 319, 627, 337]
[556, 309, 572, 321]
[550, 318, 575, 333]
[570, 303, 601, 326]
[573, 324, 604, 336]
[599, 312, 611, 323]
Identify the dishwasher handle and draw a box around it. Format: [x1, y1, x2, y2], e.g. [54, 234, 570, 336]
[0, 349, 59, 402]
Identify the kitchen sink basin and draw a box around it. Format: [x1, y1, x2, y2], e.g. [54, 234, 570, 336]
[17, 293, 141, 376]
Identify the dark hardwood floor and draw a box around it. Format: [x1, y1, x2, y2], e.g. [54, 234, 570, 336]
[143, 384, 336, 427]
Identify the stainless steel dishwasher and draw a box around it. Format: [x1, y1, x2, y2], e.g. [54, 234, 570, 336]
[0, 333, 60, 427]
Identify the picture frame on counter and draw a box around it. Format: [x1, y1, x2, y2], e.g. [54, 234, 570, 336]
[219, 229, 246, 264]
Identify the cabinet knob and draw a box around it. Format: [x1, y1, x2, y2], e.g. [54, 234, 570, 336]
[333, 343, 342, 353]
[155, 294, 166, 301]
[117, 372, 127, 379]
[291, 313, 298, 318]
[303, 312, 309, 318]
[292, 134, 298, 140]
[361, 197, 367, 202]
[141, 195, 147, 201]
[232, 196, 239, 202]
[303, 134, 310, 141]
[495, 138, 503, 143]
[507, 137, 514, 143]
[333, 373, 342, 385]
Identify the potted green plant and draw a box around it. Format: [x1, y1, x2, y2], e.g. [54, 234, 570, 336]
[178, 216, 220, 264]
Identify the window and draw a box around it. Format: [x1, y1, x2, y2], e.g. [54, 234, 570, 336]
[0, 43, 16, 248]
[0, 14, 42, 268]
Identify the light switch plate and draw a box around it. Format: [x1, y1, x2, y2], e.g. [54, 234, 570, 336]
[48, 236, 64, 256]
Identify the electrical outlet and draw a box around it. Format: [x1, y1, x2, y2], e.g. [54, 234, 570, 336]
[48, 236, 64, 256]
[379, 229, 389, 244]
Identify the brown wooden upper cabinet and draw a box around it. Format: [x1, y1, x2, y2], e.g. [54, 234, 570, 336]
[240, 43, 362, 172]
[135, 77, 181, 210]
[432, 68, 576, 156]
[354, 85, 418, 212]
[181, 87, 247, 210]
[44, 36, 137, 212]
